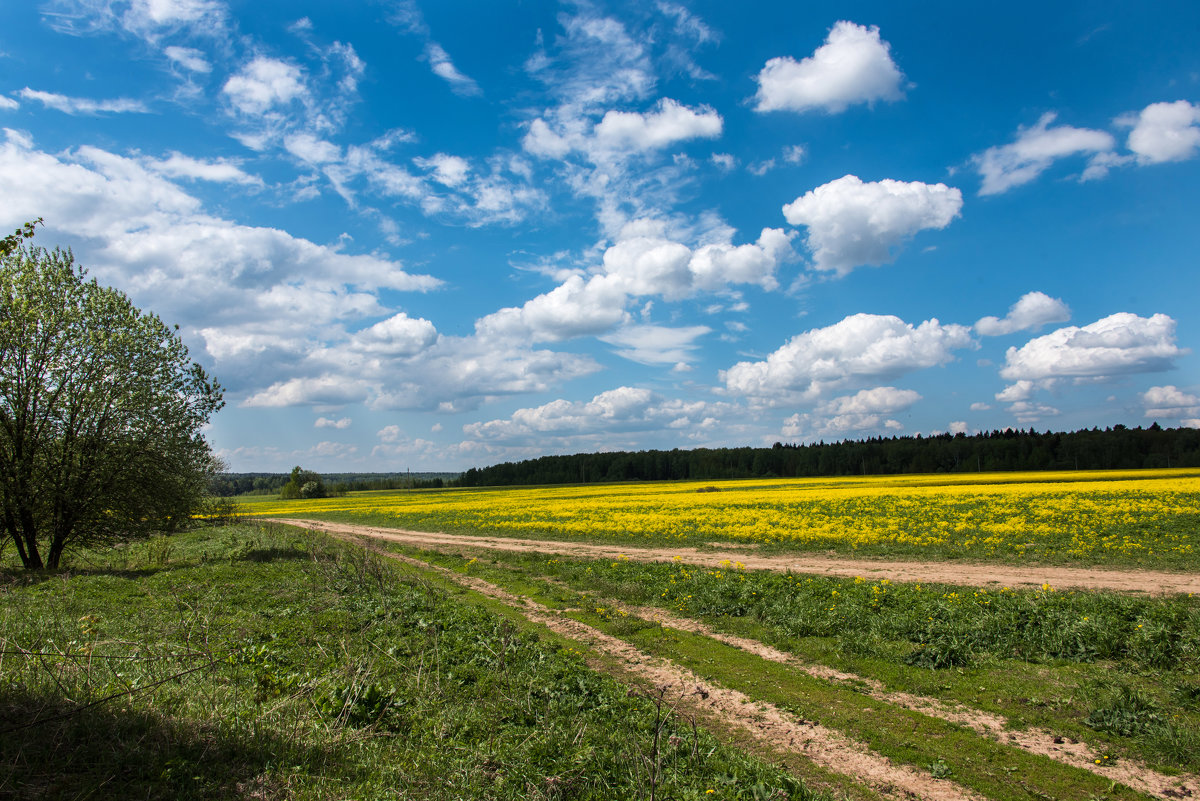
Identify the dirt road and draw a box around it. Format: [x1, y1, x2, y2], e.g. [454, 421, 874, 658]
[268, 518, 1200, 595]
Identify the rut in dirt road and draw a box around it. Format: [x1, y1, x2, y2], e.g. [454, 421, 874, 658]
[268, 518, 1200, 595]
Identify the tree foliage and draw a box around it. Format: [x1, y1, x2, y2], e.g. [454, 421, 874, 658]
[0, 229, 224, 569]
[457, 425, 1200, 487]
[279, 466, 327, 500]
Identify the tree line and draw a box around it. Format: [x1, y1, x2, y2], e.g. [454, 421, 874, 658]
[210, 471, 455, 497]
[457, 424, 1200, 487]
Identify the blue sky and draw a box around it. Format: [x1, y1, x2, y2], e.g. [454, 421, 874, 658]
[3, 1, 1199, 472]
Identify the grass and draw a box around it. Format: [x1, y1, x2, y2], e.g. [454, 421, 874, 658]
[400, 543, 1200, 782]
[0, 523, 827, 800]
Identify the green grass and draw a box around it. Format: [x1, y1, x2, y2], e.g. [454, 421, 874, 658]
[0, 524, 827, 800]
[402, 545, 1200, 780]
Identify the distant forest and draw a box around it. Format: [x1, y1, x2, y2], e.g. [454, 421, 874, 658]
[457, 425, 1200, 487]
[210, 472, 458, 497]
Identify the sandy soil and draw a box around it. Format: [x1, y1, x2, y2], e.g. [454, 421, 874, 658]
[270, 518, 1200, 595]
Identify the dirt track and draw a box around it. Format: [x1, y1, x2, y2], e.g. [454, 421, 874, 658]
[269, 518, 1200, 595]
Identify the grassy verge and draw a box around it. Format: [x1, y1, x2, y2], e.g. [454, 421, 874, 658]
[398, 544, 1200, 782]
[0, 523, 826, 800]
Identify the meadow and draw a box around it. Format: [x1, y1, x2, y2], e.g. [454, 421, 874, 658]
[246, 468, 1200, 568]
[0, 524, 818, 800]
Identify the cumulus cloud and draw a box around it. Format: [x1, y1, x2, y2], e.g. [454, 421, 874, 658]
[463, 386, 729, 444]
[722, 313, 973, 402]
[222, 57, 307, 115]
[592, 98, 722, 153]
[1006, 400, 1060, 424]
[0, 96, 18, 111]
[0, 130, 444, 406]
[315, 416, 352, 429]
[1141, 386, 1200, 425]
[782, 175, 962, 275]
[973, 112, 1115, 195]
[17, 88, 148, 115]
[475, 274, 630, 343]
[348, 312, 438, 356]
[999, 313, 1185, 387]
[975, 291, 1071, 336]
[782, 386, 919, 439]
[1124, 100, 1200, 164]
[753, 21, 903, 114]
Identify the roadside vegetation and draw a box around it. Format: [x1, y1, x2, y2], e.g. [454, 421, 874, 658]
[405, 543, 1200, 782]
[0, 524, 822, 800]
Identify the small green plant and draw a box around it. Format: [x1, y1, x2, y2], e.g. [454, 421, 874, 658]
[1085, 685, 1165, 738]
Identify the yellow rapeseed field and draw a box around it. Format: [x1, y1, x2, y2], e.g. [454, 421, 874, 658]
[248, 468, 1200, 564]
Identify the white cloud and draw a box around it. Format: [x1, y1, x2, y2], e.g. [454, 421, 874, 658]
[783, 144, 807, 164]
[145, 152, 262, 185]
[948, 421, 969, 435]
[1006, 400, 1060, 424]
[164, 45, 211, 73]
[17, 88, 148, 115]
[315, 416, 352, 429]
[592, 98, 722, 154]
[820, 386, 922, 415]
[425, 42, 482, 97]
[782, 386, 919, 439]
[600, 323, 711, 365]
[222, 57, 307, 115]
[369, 338, 600, 412]
[969, 402, 991, 411]
[1124, 100, 1200, 164]
[782, 174, 962, 275]
[307, 440, 358, 460]
[975, 291, 1071, 336]
[476, 274, 630, 343]
[0, 96, 19, 111]
[973, 112, 1115, 195]
[463, 386, 729, 443]
[753, 21, 904, 114]
[348, 312, 438, 356]
[122, 0, 226, 35]
[0, 131, 440, 403]
[243, 375, 370, 408]
[284, 133, 341, 165]
[999, 313, 1186, 393]
[722, 313, 973, 402]
[1141, 385, 1200, 421]
[711, 153, 736, 171]
[414, 153, 471, 187]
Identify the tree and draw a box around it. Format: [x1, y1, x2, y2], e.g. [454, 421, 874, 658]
[279, 466, 327, 500]
[0, 228, 224, 569]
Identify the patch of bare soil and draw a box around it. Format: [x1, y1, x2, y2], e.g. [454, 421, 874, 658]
[327, 529, 985, 801]
[269, 518, 1200, 595]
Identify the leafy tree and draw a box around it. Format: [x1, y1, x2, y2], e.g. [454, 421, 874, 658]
[279, 466, 326, 500]
[0, 228, 224, 569]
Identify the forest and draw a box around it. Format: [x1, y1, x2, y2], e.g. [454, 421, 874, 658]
[456, 424, 1200, 487]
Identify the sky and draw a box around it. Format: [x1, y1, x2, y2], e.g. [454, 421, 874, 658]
[2, 1, 1199, 473]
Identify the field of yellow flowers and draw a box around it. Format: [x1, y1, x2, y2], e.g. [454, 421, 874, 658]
[247, 468, 1200, 567]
